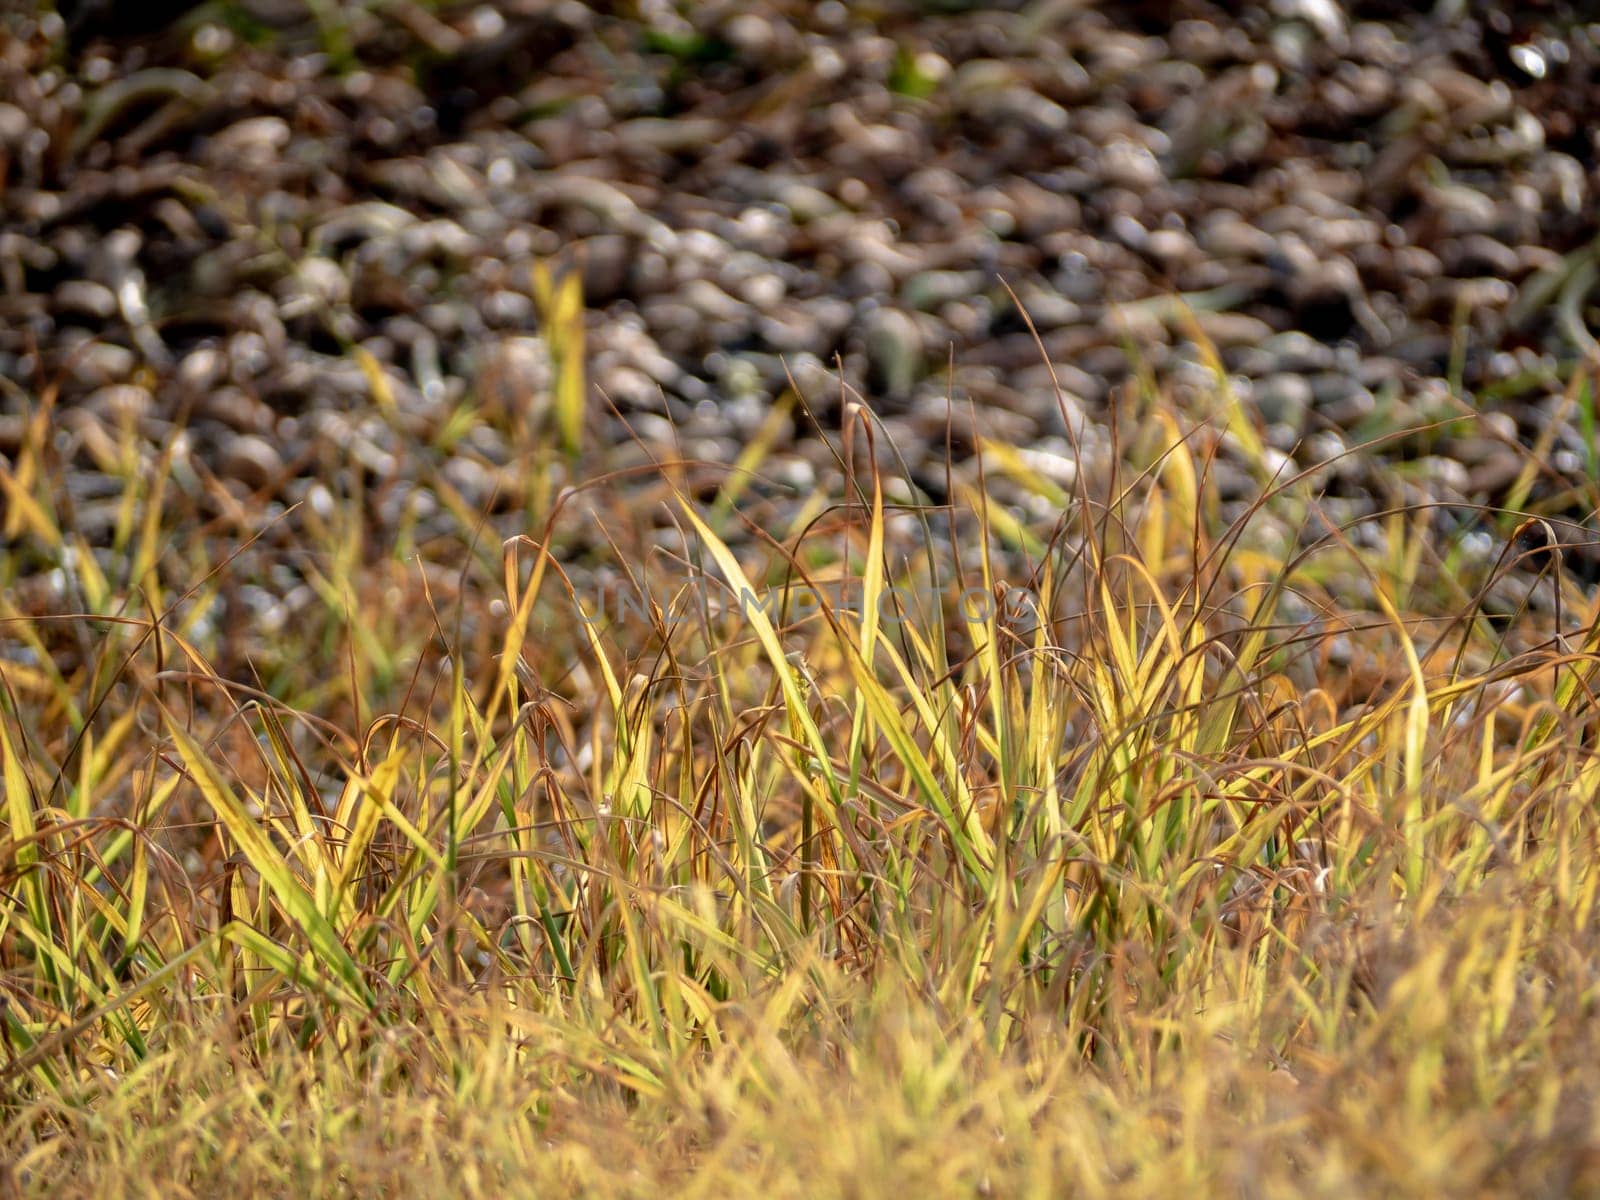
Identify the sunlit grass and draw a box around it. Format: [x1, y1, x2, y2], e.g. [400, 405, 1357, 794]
[3, 345, 1599, 1196]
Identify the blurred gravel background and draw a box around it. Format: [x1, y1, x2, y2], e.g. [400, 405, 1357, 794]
[2, 0, 1598, 586]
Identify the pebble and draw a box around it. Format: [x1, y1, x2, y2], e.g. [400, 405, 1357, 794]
[67, 342, 138, 389]
[755, 304, 822, 353]
[83, 383, 155, 424]
[1197, 312, 1274, 348]
[1435, 235, 1523, 280]
[1310, 375, 1376, 426]
[217, 434, 284, 491]
[1100, 140, 1164, 191]
[1254, 374, 1313, 430]
[196, 386, 273, 433]
[902, 270, 983, 313]
[53, 280, 118, 321]
[1198, 214, 1275, 261]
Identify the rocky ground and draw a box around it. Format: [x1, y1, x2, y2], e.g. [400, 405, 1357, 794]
[2, 0, 1599, 590]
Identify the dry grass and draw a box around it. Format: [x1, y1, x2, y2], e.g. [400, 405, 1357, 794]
[4, 338, 1600, 1196]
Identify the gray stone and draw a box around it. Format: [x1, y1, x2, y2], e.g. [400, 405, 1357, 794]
[1254, 374, 1313, 430]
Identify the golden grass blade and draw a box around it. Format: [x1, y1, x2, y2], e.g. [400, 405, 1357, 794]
[1, 713, 51, 954]
[675, 501, 841, 809]
[165, 719, 373, 1005]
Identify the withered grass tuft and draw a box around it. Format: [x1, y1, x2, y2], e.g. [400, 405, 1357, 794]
[3, 349, 1600, 1197]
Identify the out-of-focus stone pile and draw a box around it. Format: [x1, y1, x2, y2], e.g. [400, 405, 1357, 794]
[1, 0, 1597, 563]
